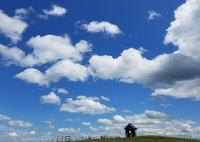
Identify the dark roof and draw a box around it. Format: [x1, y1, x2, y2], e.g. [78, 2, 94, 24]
[124, 123, 137, 130]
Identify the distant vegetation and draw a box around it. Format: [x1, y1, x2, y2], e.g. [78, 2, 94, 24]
[73, 136, 200, 142]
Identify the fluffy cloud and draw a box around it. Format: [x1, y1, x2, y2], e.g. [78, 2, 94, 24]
[89, 47, 200, 100]
[97, 118, 113, 125]
[82, 122, 91, 126]
[152, 78, 200, 100]
[164, 0, 200, 58]
[113, 115, 126, 123]
[0, 114, 33, 128]
[40, 92, 61, 105]
[57, 88, 69, 95]
[43, 5, 67, 16]
[59, 95, 116, 115]
[92, 110, 200, 137]
[0, 10, 27, 43]
[148, 10, 161, 20]
[86, 0, 200, 101]
[8, 132, 18, 137]
[80, 21, 122, 36]
[58, 127, 80, 134]
[0, 34, 92, 67]
[0, 114, 11, 121]
[15, 60, 89, 86]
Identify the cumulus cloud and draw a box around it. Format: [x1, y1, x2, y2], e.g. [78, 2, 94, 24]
[89, 47, 200, 100]
[57, 88, 69, 95]
[148, 10, 161, 20]
[152, 78, 200, 100]
[40, 92, 61, 105]
[0, 10, 28, 43]
[58, 127, 80, 134]
[0, 114, 33, 129]
[43, 5, 67, 16]
[79, 21, 122, 36]
[92, 110, 200, 137]
[86, 0, 200, 101]
[164, 0, 200, 58]
[59, 95, 116, 115]
[113, 115, 126, 123]
[97, 118, 113, 125]
[15, 60, 89, 86]
[0, 34, 92, 67]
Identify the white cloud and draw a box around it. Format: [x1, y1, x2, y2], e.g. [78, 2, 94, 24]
[0, 114, 11, 121]
[80, 21, 122, 36]
[40, 92, 61, 105]
[89, 47, 200, 100]
[122, 109, 133, 113]
[97, 118, 113, 125]
[8, 120, 33, 127]
[58, 127, 80, 134]
[0, 34, 92, 67]
[92, 110, 200, 137]
[0, 10, 27, 43]
[152, 78, 200, 100]
[89, 48, 157, 83]
[8, 132, 18, 137]
[43, 5, 67, 16]
[164, 0, 200, 58]
[113, 115, 126, 123]
[30, 130, 36, 135]
[59, 95, 116, 115]
[82, 122, 91, 126]
[100, 96, 110, 101]
[148, 10, 161, 20]
[58, 88, 69, 95]
[15, 59, 89, 86]
[89, 126, 99, 131]
[15, 8, 28, 18]
[15, 68, 47, 85]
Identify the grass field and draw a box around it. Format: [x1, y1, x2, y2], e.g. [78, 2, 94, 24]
[74, 136, 200, 142]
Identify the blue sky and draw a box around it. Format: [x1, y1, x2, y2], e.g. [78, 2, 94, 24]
[1, 0, 200, 141]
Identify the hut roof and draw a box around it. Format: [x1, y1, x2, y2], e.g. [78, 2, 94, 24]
[124, 123, 137, 130]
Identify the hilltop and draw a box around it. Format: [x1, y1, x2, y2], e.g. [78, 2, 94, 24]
[74, 136, 200, 142]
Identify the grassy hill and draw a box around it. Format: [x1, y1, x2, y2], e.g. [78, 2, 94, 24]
[74, 136, 200, 142]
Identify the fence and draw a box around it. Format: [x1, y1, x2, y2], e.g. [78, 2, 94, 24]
[52, 136, 70, 142]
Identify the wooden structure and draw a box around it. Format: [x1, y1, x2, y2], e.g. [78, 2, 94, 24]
[124, 123, 137, 137]
[52, 136, 70, 142]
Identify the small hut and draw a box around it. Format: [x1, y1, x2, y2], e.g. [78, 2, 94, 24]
[124, 123, 137, 137]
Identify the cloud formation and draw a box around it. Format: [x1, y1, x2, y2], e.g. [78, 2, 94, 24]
[148, 10, 161, 20]
[0, 114, 33, 128]
[80, 21, 122, 36]
[15, 60, 89, 86]
[59, 96, 116, 115]
[87, 110, 199, 137]
[40, 92, 61, 105]
[0, 34, 92, 67]
[43, 5, 67, 16]
[0, 10, 28, 43]
[164, 0, 200, 58]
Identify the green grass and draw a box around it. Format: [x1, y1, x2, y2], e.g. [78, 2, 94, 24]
[73, 136, 200, 142]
